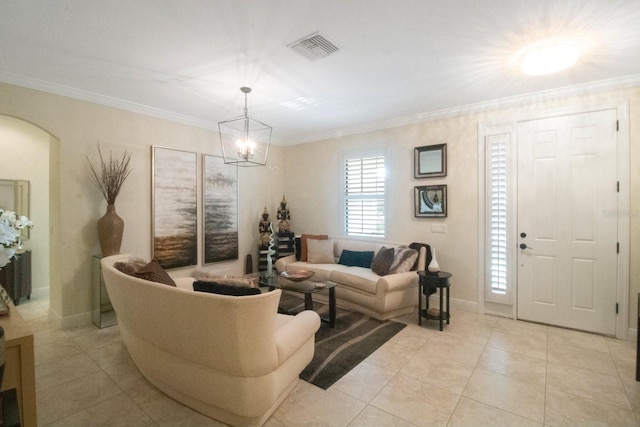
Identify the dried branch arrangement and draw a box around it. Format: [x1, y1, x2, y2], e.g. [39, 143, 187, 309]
[87, 142, 132, 205]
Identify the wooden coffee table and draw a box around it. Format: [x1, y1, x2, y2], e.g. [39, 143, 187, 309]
[259, 274, 336, 327]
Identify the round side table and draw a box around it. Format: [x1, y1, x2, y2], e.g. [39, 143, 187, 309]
[417, 270, 452, 331]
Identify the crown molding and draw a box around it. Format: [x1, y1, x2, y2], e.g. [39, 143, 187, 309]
[293, 73, 640, 145]
[2, 70, 639, 147]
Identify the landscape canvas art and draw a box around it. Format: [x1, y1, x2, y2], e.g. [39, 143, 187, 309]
[152, 147, 198, 269]
[203, 155, 238, 263]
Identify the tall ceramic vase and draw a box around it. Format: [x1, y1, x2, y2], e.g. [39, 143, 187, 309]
[428, 247, 440, 273]
[97, 204, 124, 257]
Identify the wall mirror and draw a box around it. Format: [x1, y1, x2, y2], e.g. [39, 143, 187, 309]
[414, 143, 447, 178]
[0, 179, 30, 239]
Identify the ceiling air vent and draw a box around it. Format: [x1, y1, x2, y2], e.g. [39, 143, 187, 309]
[288, 32, 340, 61]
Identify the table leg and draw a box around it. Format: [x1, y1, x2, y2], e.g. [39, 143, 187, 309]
[446, 286, 450, 325]
[328, 287, 336, 328]
[418, 281, 423, 326]
[439, 286, 444, 331]
[304, 293, 313, 311]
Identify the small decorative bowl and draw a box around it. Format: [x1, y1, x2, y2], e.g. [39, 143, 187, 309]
[281, 270, 315, 282]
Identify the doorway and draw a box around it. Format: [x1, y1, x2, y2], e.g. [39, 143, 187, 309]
[516, 109, 619, 335]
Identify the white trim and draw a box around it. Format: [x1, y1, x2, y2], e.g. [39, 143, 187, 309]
[427, 295, 478, 314]
[615, 102, 630, 340]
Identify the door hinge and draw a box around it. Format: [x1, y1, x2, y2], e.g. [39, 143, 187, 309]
[617, 242, 620, 253]
[616, 303, 619, 314]
[616, 120, 619, 131]
[617, 181, 620, 192]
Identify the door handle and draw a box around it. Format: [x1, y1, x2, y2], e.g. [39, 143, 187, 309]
[519, 243, 533, 250]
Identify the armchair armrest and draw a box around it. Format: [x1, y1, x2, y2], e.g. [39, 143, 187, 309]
[275, 310, 321, 364]
[275, 254, 296, 272]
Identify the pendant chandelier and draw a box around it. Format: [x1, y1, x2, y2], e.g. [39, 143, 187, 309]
[218, 87, 271, 167]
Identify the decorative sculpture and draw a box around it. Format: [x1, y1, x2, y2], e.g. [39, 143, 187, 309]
[266, 224, 276, 277]
[277, 195, 291, 232]
[259, 207, 272, 247]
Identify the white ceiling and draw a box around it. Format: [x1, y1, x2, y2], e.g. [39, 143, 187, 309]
[1, 0, 640, 145]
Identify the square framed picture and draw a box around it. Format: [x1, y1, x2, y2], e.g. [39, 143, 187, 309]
[415, 185, 447, 217]
[414, 143, 447, 178]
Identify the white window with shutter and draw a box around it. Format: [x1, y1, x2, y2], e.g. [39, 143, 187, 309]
[485, 130, 514, 304]
[343, 153, 386, 237]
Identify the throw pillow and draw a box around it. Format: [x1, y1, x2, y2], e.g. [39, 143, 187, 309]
[306, 238, 335, 264]
[409, 242, 432, 271]
[388, 246, 419, 274]
[193, 281, 261, 296]
[134, 259, 177, 287]
[300, 234, 328, 261]
[371, 246, 395, 276]
[338, 250, 375, 268]
[295, 236, 302, 261]
[114, 261, 138, 276]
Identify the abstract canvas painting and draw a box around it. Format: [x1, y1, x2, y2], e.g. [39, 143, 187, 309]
[152, 146, 197, 269]
[203, 155, 238, 263]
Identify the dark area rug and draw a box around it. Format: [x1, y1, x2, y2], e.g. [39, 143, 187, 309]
[279, 292, 406, 389]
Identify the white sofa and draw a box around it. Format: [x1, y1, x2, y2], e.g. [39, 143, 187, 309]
[101, 254, 321, 427]
[275, 238, 429, 320]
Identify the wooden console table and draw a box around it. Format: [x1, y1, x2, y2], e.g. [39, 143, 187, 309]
[0, 304, 37, 426]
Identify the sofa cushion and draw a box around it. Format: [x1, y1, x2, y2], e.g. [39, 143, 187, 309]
[193, 281, 261, 296]
[371, 246, 395, 276]
[389, 247, 418, 274]
[193, 270, 258, 288]
[330, 266, 379, 294]
[300, 234, 328, 261]
[133, 259, 176, 287]
[307, 238, 335, 264]
[338, 250, 374, 268]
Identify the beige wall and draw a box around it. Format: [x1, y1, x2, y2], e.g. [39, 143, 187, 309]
[284, 86, 640, 332]
[0, 116, 50, 296]
[0, 82, 285, 326]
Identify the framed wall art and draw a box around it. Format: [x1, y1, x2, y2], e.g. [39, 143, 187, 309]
[203, 154, 238, 264]
[152, 146, 198, 269]
[415, 185, 447, 217]
[414, 143, 447, 178]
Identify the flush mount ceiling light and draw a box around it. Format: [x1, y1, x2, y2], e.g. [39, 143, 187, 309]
[514, 37, 580, 76]
[219, 87, 271, 167]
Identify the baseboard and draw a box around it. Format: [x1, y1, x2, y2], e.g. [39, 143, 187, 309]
[51, 310, 92, 330]
[427, 295, 478, 313]
[30, 287, 49, 299]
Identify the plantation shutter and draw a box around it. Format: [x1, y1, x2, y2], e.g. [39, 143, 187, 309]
[344, 155, 385, 237]
[488, 138, 508, 296]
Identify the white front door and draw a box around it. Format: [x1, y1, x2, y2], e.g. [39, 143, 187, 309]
[516, 109, 618, 335]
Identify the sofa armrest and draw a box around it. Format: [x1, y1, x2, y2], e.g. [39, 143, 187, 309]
[275, 310, 321, 364]
[275, 254, 296, 272]
[377, 271, 419, 293]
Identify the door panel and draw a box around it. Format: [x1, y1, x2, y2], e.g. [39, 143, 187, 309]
[517, 109, 617, 335]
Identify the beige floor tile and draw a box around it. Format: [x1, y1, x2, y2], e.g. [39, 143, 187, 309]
[104, 358, 151, 392]
[15, 300, 48, 320]
[37, 371, 123, 426]
[365, 340, 420, 372]
[426, 333, 486, 366]
[34, 336, 84, 366]
[386, 324, 433, 351]
[127, 381, 191, 423]
[332, 361, 396, 402]
[35, 352, 102, 391]
[87, 340, 132, 369]
[433, 322, 494, 346]
[155, 405, 226, 426]
[546, 362, 630, 408]
[399, 349, 475, 394]
[545, 387, 638, 427]
[273, 380, 366, 426]
[477, 346, 547, 387]
[45, 393, 154, 427]
[448, 397, 543, 427]
[71, 324, 123, 351]
[548, 327, 610, 353]
[370, 373, 460, 427]
[348, 405, 418, 426]
[463, 368, 545, 422]
[487, 329, 547, 360]
[548, 341, 617, 375]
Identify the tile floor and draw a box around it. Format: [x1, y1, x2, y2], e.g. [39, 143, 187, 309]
[16, 294, 640, 426]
